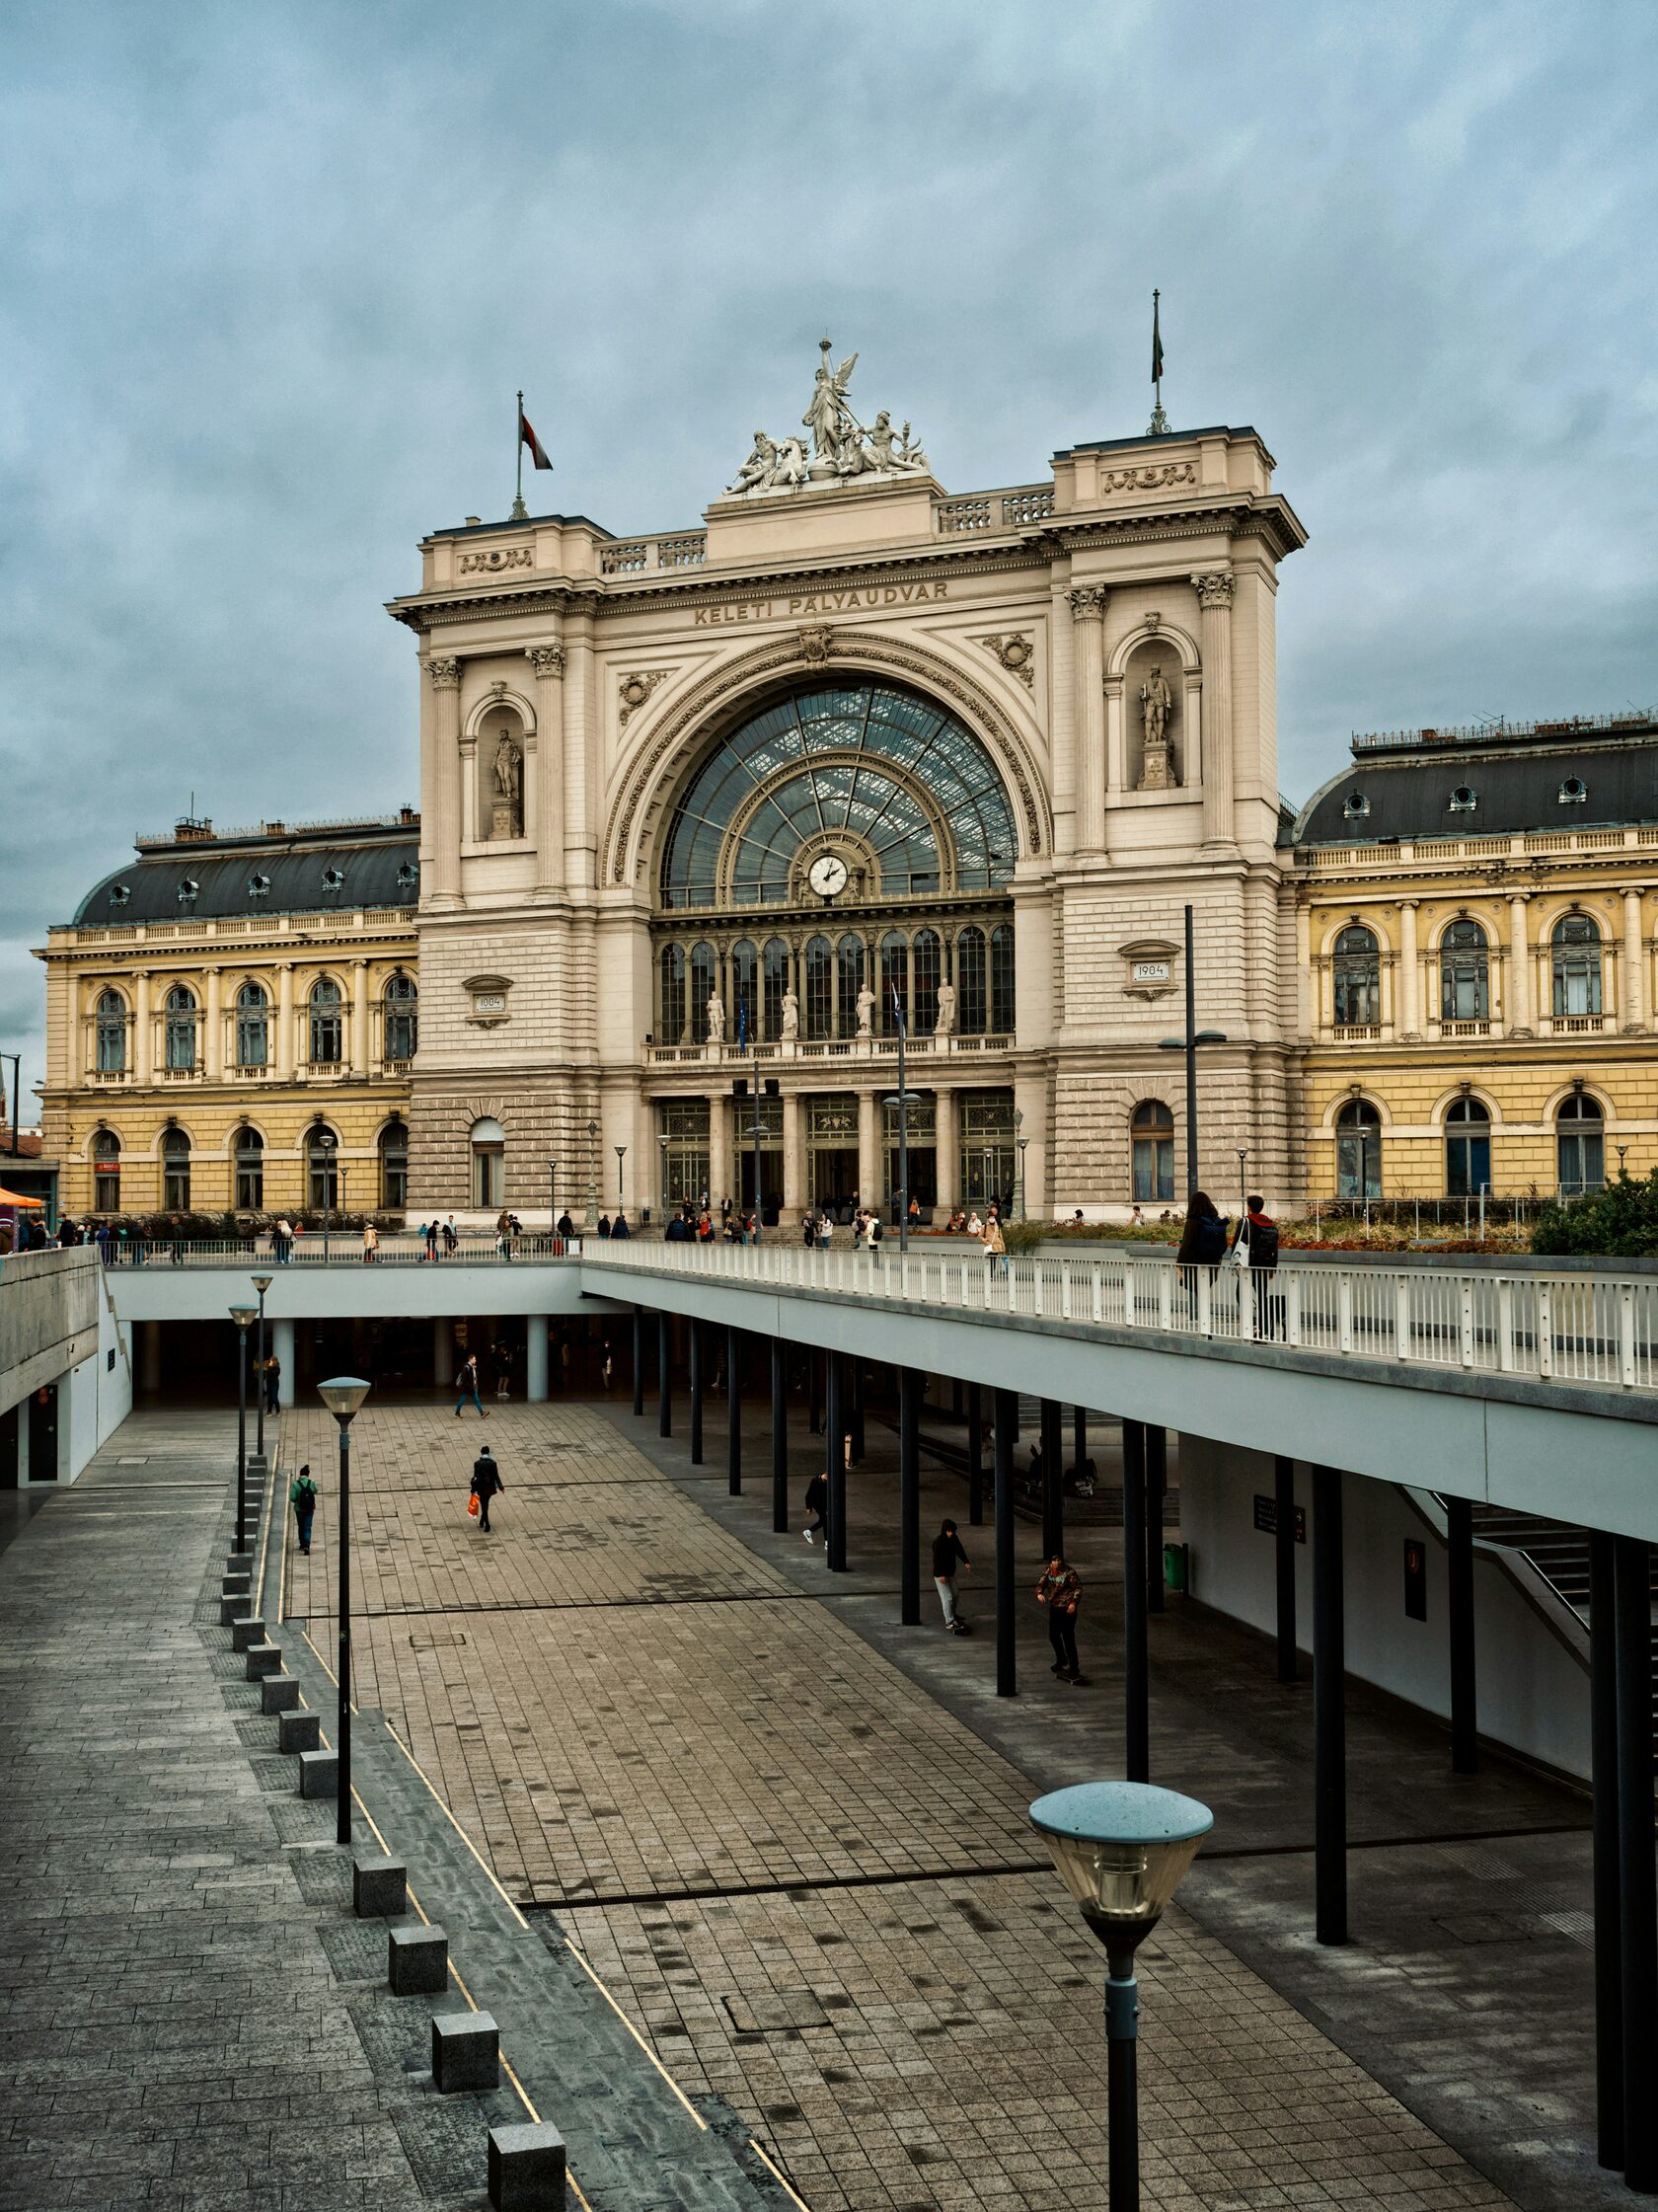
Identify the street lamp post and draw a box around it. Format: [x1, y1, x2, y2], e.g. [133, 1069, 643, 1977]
[229, 1305, 258, 1554]
[981, 1145, 993, 1215]
[657, 1133, 670, 1221]
[1029, 1781, 1214, 2210]
[316, 1375, 370, 1847]
[1158, 907, 1227, 1199]
[615, 1145, 628, 1217]
[548, 1159, 558, 1244]
[1017, 1134, 1030, 1223]
[586, 1119, 598, 1223]
[315, 1129, 337, 1260]
[251, 1274, 273, 1461]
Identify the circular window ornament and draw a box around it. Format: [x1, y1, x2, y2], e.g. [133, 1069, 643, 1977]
[1448, 785, 1478, 814]
[1558, 777, 1588, 805]
[108, 882, 130, 907]
[1341, 790, 1370, 820]
[322, 867, 344, 892]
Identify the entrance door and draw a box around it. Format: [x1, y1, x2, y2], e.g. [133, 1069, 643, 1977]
[0, 1405, 18, 1488]
[737, 1148, 783, 1224]
[810, 1148, 860, 1218]
[27, 1386, 58, 1482]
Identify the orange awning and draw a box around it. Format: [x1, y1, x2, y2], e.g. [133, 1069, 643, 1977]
[0, 1187, 45, 1207]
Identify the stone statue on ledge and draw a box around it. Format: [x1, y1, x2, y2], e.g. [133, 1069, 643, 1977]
[935, 979, 956, 1036]
[855, 982, 875, 1038]
[706, 993, 726, 1045]
[723, 337, 928, 497]
[1138, 665, 1175, 793]
[780, 989, 799, 1041]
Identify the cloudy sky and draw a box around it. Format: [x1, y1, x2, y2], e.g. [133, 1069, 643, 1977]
[3, 1, 1655, 1118]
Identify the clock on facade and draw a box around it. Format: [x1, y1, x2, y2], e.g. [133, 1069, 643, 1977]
[807, 852, 849, 901]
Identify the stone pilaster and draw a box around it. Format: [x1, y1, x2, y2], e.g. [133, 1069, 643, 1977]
[1621, 886, 1646, 1033]
[1398, 899, 1420, 1039]
[425, 658, 463, 908]
[1507, 894, 1533, 1036]
[1067, 585, 1106, 858]
[526, 641, 566, 897]
[1192, 570, 1236, 850]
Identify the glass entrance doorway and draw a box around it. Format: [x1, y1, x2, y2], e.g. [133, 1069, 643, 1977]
[805, 1095, 861, 1218]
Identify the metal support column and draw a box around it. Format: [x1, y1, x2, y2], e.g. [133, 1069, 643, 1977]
[899, 1367, 921, 1627]
[1446, 1493, 1477, 1774]
[1274, 1455, 1298, 1684]
[726, 1326, 741, 1495]
[657, 1313, 671, 1438]
[994, 1387, 1017, 1698]
[632, 1306, 643, 1417]
[1313, 1463, 1348, 1946]
[1590, 1531, 1624, 2172]
[771, 1338, 789, 1533]
[1616, 1534, 1658, 2192]
[1145, 1423, 1167, 1617]
[1073, 1404, 1088, 1482]
[825, 1355, 847, 1572]
[1040, 1397, 1062, 1560]
[689, 1323, 704, 1466]
[967, 1382, 984, 1526]
[850, 1362, 865, 1464]
[1122, 1417, 1149, 1783]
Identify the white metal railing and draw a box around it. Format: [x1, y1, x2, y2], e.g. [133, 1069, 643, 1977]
[99, 1234, 582, 1268]
[581, 1242, 1658, 1395]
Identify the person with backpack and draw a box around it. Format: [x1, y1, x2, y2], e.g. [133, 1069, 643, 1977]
[1035, 1553, 1085, 1684]
[454, 1352, 489, 1418]
[289, 1464, 319, 1556]
[1233, 1193, 1281, 1337]
[801, 1467, 829, 1546]
[469, 1446, 504, 1532]
[933, 1518, 972, 1633]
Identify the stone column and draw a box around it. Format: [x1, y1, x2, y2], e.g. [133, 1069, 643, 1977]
[526, 1317, 550, 1403]
[426, 657, 463, 908]
[1103, 676, 1126, 800]
[564, 605, 594, 892]
[858, 1090, 879, 1211]
[1294, 906, 1313, 1036]
[709, 1091, 731, 1207]
[934, 1086, 957, 1211]
[138, 1320, 162, 1395]
[1192, 570, 1236, 850]
[431, 1318, 453, 1392]
[781, 1092, 803, 1218]
[204, 966, 223, 1081]
[350, 961, 370, 1077]
[1622, 887, 1646, 1033]
[275, 962, 295, 1080]
[272, 1317, 296, 1407]
[1507, 896, 1533, 1035]
[1049, 581, 1076, 856]
[527, 642, 566, 896]
[1398, 900, 1421, 1038]
[134, 970, 153, 1084]
[1067, 586, 1106, 857]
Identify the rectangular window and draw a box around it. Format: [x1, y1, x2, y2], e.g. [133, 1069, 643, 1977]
[1132, 1136, 1174, 1203]
[94, 1168, 120, 1210]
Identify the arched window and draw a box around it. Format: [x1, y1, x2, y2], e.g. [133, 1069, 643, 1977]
[729, 941, 758, 1046]
[913, 930, 942, 1032]
[836, 933, 867, 1038]
[658, 944, 687, 1044]
[956, 927, 987, 1033]
[234, 1126, 264, 1211]
[235, 981, 268, 1069]
[92, 1129, 120, 1211]
[306, 1125, 339, 1212]
[382, 973, 417, 1064]
[1445, 1097, 1491, 1198]
[1556, 1093, 1605, 1196]
[470, 1115, 504, 1209]
[762, 938, 791, 1041]
[804, 935, 833, 1040]
[990, 923, 1017, 1034]
[1335, 1097, 1382, 1199]
[689, 941, 717, 1044]
[95, 989, 126, 1074]
[1130, 1101, 1174, 1203]
[1331, 925, 1380, 1026]
[880, 931, 908, 1035]
[161, 1126, 190, 1211]
[379, 1118, 409, 1211]
[1551, 913, 1603, 1018]
[308, 977, 343, 1065]
[1439, 919, 1489, 1022]
[164, 984, 197, 1072]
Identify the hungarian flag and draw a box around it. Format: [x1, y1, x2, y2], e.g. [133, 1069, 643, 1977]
[519, 404, 553, 471]
[1152, 290, 1165, 385]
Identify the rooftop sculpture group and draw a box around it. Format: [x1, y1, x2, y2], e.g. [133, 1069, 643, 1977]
[726, 337, 929, 498]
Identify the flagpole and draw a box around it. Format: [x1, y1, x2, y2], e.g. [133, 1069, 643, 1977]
[1149, 289, 1170, 438]
[510, 389, 529, 519]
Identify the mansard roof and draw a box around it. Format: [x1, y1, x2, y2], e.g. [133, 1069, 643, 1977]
[70, 817, 420, 927]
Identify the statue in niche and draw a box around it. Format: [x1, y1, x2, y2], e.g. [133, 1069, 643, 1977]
[935, 979, 956, 1036]
[1137, 664, 1175, 793]
[780, 988, 799, 1040]
[490, 732, 524, 834]
[706, 993, 726, 1045]
[855, 982, 875, 1037]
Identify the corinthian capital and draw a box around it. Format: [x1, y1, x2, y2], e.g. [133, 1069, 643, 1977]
[425, 656, 461, 690]
[1065, 584, 1107, 622]
[1190, 570, 1236, 610]
[526, 642, 566, 678]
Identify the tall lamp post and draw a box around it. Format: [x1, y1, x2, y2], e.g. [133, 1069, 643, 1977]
[586, 1118, 598, 1223]
[1030, 1781, 1214, 2211]
[229, 1305, 258, 1554]
[315, 1128, 337, 1259]
[615, 1145, 628, 1217]
[1156, 904, 1229, 1197]
[658, 1133, 670, 1222]
[251, 1273, 273, 1461]
[316, 1375, 370, 1847]
[547, 1158, 559, 1247]
[1016, 1122, 1030, 1223]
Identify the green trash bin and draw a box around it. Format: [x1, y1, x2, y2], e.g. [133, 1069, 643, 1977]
[1164, 1541, 1188, 1594]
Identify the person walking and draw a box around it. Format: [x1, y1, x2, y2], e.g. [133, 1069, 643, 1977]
[801, 1467, 828, 1546]
[469, 1446, 504, 1532]
[454, 1352, 489, 1418]
[362, 1221, 379, 1264]
[612, 1209, 631, 1241]
[933, 1518, 972, 1633]
[289, 1463, 319, 1556]
[1176, 1190, 1229, 1270]
[981, 1210, 1008, 1278]
[424, 1217, 439, 1262]
[443, 1216, 458, 1258]
[264, 1353, 281, 1416]
[1233, 1192, 1281, 1337]
[1035, 1554, 1085, 1683]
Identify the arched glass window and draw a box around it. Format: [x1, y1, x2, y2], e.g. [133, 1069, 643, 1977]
[382, 973, 417, 1064]
[659, 680, 1017, 908]
[95, 989, 126, 1074]
[470, 1115, 504, 1209]
[990, 923, 1016, 1034]
[689, 942, 718, 1044]
[92, 1129, 120, 1210]
[379, 1118, 409, 1211]
[1439, 920, 1489, 1022]
[234, 1126, 264, 1211]
[235, 980, 268, 1069]
[658, 944, 686, 1044]
[762, 938, 791, 1041]
[308, 977, 343, 1065]
[957, 926, 987, 1033]
[913, 930, 942, 1033]
[164, 984, 197, 1072]
[1445, 1097, 1491, 1198]
[1335, 1097, 1382, 1199]
[1331, 925, 1380, 1026]
[880, 931, 908, 1035]
[1551, 913, 1603, 1018]
[1131, 1101, 1174, 1203]
[729, 940, 758, 1046]
[307, 1126, 339, 1212]
[804, 935, 833, 1040]
[1556, 1094, 1605, 1196]
[836, 934, 867, 1037]
[161, 1126, 191, 1211]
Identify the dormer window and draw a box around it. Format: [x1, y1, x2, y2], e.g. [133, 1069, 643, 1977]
[321, 867, 344, 893]
[108, 882, 130, 908]
[1558, 777, 1588, 805]
[248, 872, 271, 900]
[1341, 791, 1370, 821]
[1448, 786, 1477, 814]
[177, 878, 199, 906]
[396, 861, 418, 891]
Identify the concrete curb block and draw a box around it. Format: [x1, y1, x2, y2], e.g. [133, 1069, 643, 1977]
[260, 1676, 300, 1715]
[276, 1710, 320, 1752]
[488, 2122, 567, 2210]
[297, 1748, 339, 1798]
[230, 1617, 265, 1651]
[388, 1922, 447, 1995]
[353, 1856, 408, 1918]
[432, 2009, 498, 2093]
[245, 1642, 283, 1680]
